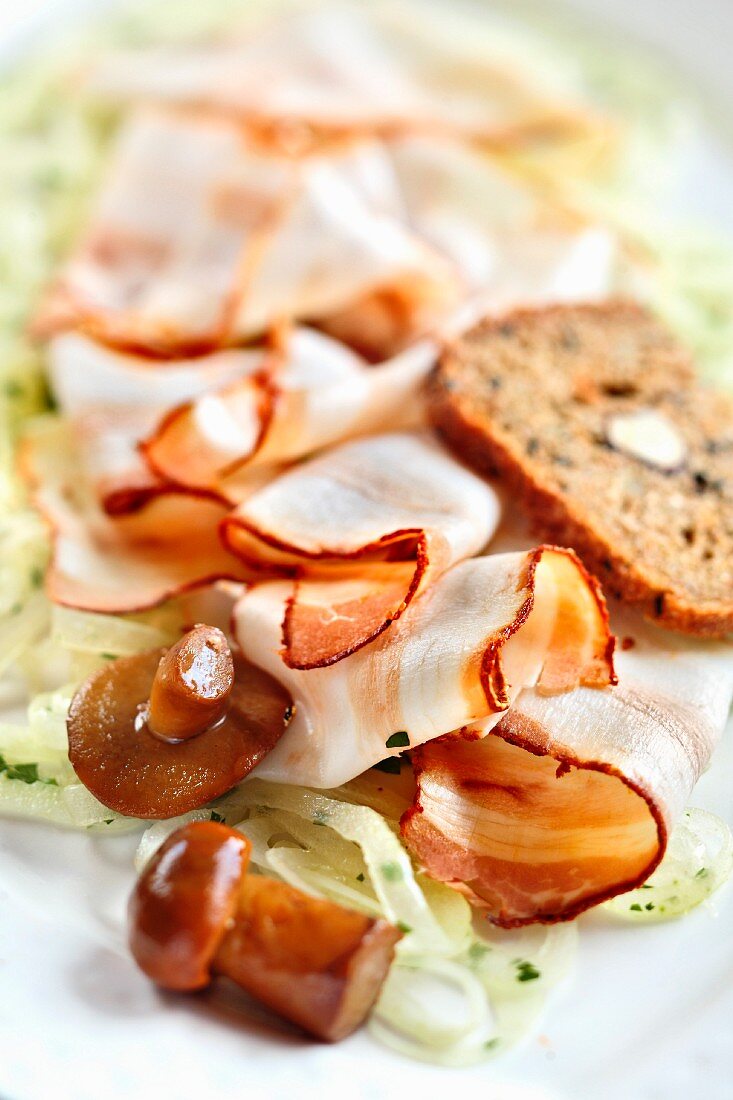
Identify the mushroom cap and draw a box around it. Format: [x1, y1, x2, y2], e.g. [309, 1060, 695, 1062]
[67, 647, 293, 818]
[129, 821, 251, 990]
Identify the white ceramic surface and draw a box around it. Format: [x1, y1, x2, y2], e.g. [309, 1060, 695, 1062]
[0, 3, 732, 1098]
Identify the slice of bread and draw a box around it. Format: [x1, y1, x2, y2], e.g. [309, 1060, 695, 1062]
[430, 301, 733, 637]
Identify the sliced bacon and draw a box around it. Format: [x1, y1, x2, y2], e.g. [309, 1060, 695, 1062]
[86, 7, 603, 147]
[388, 134, 616, 304]
[20, 418, 251, 613]
[47, 332, 267, 513]
[142, 331, 435, 498]
[35, 108, 458, 357]
[232, 546, 614, 787]
[402, 613, 733, 925]
[224, 432, 501, 667]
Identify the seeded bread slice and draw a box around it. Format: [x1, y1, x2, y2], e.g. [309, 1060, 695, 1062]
[430, 301, 733, 637]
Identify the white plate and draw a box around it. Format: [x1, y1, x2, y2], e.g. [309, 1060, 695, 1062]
[0, 2, 732, 1098]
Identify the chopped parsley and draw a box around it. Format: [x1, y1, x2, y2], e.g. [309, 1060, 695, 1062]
[695, 867, 708, 878]
[101, 652, 117, 661]
[0, 755, 57, 786]
[380, 861, 403, 882]
[397, 921, 412, 934]
[515, 960, 541, 983]
[644, 902, 655, 911]
[484, 1038, 500, 1051]
[629, 903, 642, 911]
[209, 811, 225, 823]
[468, 942, 490, 962]
[374, 757, 402, 774]
[385, 731, 410, 749]
[356, 872, 365, 883]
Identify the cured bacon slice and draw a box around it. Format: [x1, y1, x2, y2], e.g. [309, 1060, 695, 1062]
[20, 419, 250, 613]
[388, 135, 616, 303]
[232, 546, 613, 787]
[142, 331, 435, 498]
[47, 332, 266, 513]
[35, 109, 457, 357]
[224, 432, 501, 667]
[87, 7, 602, 147]
[402, 613, 733, 925]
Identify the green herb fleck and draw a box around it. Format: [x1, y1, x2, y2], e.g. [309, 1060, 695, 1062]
[210, 811, 225, 823]
[385, 731, 410, 749]
[695, 867, 708, 879]
[356, 873, 365, 883]
[0, 755, 57, 785]
[468, 942, 490, 962]
[380, 861, 403, 882]
[397, 921, 412, 934]
[644, 903, 655, 911]
[629, 903, 643, 912]
[515, 961, 541, 983]
[312, 810, 329, 827]
[29, 566, 44, 588]
[104, 819, 114, 825]
[374, 757, 402, 774]
[640, 883, 653, 889]
[101, 652, 116, 661]
[484, 1038, 500, 1051]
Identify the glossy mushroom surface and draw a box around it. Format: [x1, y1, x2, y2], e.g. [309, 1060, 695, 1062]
[129, 821, 251, 990]
[147, 625, 234, 743]
[214, 874, 403, 1042]
[67, 629, 293, 818]
[128, 822, 402, 1041]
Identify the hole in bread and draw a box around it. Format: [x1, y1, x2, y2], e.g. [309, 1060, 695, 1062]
[601, 382, 638, 398]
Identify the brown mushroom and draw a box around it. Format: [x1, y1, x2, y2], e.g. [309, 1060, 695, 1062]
[68, 625, 293, 819]
[129, 822, 403, 1042]
[147, 625, 234, 743]
[129, 820, 251, 990]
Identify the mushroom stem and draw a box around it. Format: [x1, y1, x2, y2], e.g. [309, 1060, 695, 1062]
[211, 874, 403, 1042]
[147, 624, 234, 742]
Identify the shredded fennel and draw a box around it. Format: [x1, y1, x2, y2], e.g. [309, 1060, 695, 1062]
[603, 808, 733, 922]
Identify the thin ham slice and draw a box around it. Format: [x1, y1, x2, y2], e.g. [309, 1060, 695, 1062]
[224, 432, 501, 667]
[142, 331, 435, 498]
[402, 612, 733, 926]
[47, 332, 268, 513]
[87, 7, 601, 146]
[232, 546, 613, 786]
[20, 418, 250, 613]
[388, 134, 617, 304]
[35, 108, 457, 357]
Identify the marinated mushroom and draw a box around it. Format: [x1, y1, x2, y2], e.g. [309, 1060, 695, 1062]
[67, 625, 293, 818]
[147, 625, 234, 743]
[129, 820, 251, 991]
[129, 822, 403, 1042]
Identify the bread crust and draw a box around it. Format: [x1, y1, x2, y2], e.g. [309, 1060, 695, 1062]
[430, 302, 733, 637]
